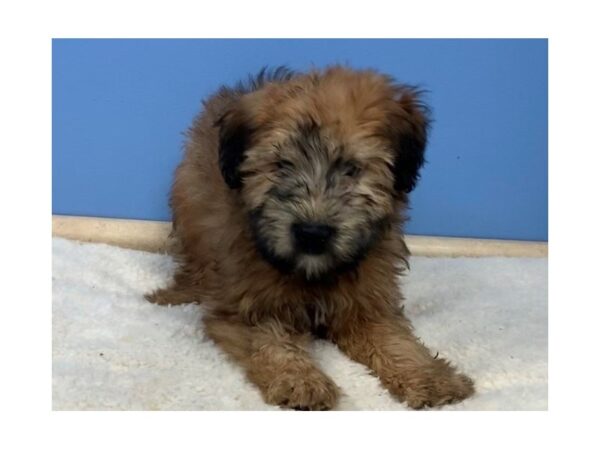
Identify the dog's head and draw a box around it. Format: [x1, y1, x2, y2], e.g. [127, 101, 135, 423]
[217, 67, 429, 280]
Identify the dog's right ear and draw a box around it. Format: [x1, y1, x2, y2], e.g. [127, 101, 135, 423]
[389, 87, 430, 194]
[215, 110, 253, 189]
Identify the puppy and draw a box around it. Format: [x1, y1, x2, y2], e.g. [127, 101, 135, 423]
[146, 66, 474, 410]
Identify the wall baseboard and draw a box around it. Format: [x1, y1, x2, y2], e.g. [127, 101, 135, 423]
[52, 215, 548, 257]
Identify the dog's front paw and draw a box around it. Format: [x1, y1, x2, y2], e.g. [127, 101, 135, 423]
[265, 370, 339, 411]
[387, 359, 475, 409]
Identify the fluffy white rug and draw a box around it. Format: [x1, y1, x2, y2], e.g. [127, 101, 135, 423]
[52, 237, 547, 410]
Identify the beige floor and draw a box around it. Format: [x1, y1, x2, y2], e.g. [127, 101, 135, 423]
[52, 215, 547, 257]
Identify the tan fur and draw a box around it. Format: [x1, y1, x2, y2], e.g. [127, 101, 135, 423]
[146, 67, 474, 410]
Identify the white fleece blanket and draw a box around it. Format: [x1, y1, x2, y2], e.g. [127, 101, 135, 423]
[52, 237, 547, 410]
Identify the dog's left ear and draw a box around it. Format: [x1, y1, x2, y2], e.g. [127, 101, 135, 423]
[390, 88, 430, 194]
[215, 109, 253, 189]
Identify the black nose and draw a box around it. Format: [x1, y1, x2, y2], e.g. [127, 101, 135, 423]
[292, 222, 335, 255]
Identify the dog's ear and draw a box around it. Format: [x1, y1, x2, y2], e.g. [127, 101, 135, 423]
[215, 109, 253, 189]
[390, 88, 430, 194]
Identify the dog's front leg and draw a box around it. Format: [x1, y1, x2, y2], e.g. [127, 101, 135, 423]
[203, 316, 339, 410]
[332, 312, 474, 409]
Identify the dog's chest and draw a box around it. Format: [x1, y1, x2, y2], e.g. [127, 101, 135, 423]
[305, 301, 330, 339]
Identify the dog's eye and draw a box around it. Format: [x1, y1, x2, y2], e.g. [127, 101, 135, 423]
[343, 163, 361, 178]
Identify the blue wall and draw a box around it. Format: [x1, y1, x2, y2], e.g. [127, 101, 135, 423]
[52, 39, 548, 241]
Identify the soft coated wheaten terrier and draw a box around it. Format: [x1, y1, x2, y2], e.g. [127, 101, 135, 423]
[146, 66, 474, 410]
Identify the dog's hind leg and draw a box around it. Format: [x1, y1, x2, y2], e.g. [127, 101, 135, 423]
[144, 262, 206, 305]
[203, 316, 340, 410]
[144, 284, 200, 305]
